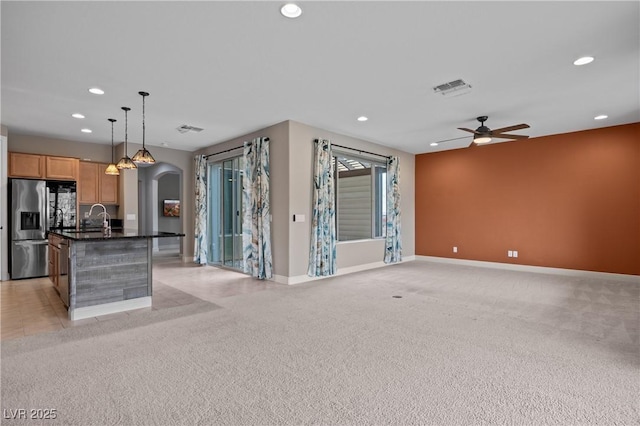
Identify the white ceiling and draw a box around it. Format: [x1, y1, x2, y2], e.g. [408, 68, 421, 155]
[2, 1, 639, 155]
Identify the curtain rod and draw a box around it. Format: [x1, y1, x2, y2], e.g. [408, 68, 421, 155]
[315, 139, 391, 160]
[203, 140, 255, 159]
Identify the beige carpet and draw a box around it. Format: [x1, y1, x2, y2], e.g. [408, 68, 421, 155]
[1, 261, 638, 425]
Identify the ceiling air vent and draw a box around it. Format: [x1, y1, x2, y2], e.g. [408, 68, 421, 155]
[433, 79, 472, 97]
[176, 124, 204, 134]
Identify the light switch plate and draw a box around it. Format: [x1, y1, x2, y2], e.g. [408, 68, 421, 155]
[293, 214, 306, 222]
[126, 213, 136, 221]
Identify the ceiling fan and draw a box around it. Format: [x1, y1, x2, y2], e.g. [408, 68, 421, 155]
[458, 116, 530, 146]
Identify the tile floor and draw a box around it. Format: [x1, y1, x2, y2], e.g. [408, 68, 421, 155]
[0, 258, 283, 341]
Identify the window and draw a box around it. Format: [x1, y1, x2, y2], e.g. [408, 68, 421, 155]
[333, 153, 386, 241]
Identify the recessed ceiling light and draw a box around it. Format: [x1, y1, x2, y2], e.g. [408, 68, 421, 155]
[357, 116, 368, 122]
[573, 56, 594, 66]
[594, 114, 608, 120]
[430, 142, 438, 147]
[81, 128, 92, 133]
[88, 87, 104, 95]
[280, 3, 302, 18]
[72, 113, 85, 119]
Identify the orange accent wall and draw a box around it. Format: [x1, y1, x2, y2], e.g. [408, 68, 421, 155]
[415, 123, 640, 275]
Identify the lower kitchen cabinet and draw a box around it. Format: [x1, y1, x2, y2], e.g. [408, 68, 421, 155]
[48, 241, 59, 288]
[47, 233, 69, 307]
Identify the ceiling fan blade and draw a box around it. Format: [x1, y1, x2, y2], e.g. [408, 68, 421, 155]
[491, 133, 529, 140]
[457, 127, 477, 134]
[490, 123, 530, 134]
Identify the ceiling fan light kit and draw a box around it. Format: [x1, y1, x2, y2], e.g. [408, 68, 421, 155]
[455, 116, 530, 147]
[472, 116, 492, 143]
[473, 135, 492, 144]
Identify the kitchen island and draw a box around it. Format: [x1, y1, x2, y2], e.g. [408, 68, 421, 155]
[48, 229, 184, 320]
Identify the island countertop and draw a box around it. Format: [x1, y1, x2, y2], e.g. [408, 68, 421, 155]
[48, 229, 185, 241]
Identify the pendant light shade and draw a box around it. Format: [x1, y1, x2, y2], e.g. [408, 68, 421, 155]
[105, 163, 120, 174]
[116, 106, 137, 170]
[132, 91, 156, 165]
[105, 118, 120, 175]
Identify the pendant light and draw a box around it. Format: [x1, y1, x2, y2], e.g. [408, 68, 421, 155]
[116, 106, 137, 170]
[132, 91, 156, 165]
[105, 118, 120, 175]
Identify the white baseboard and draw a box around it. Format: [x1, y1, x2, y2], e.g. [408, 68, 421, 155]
[416, 256, 640, 284]
[273, 255, 417, 285]
[70, 296, 152, 321]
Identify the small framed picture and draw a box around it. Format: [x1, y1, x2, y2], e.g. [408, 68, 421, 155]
[163, 199, 180, 217]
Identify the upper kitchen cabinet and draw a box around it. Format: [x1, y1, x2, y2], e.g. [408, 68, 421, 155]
[78, 161, 99, 204]
[78, 161, 118, 205]
[9, 152, 78, 181]
[45, 156, 79, 180]
[99, 167, 119, 204]
[9, 152, 45, 178]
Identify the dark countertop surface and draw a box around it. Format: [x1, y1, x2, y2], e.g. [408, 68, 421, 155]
[48, 229, 185, 241]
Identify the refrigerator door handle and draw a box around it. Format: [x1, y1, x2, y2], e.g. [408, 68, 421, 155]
[14, 240, 49, 246]
[41, 183, 48, 234]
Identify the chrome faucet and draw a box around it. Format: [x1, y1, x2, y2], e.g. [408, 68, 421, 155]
[88, 203, 111, 235]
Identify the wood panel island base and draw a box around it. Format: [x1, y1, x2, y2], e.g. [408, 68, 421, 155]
[48, 230, 184, 321]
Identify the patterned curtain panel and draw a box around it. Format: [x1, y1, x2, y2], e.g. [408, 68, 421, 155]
[242, 137, 273, 279]
[308, 139, 337, 277]
[384, 156, 402, 263]
[193, 155, 208, 265]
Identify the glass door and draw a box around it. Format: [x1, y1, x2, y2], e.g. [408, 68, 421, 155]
[208, 156, 244, 270]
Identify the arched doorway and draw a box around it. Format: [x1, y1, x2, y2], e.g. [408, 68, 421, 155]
[138, 162, 183, 258]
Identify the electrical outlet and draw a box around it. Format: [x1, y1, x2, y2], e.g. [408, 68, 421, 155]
[508, 250, 513, 257]
[84, 212, 89, 218]
[453, 246, 458, 253]
[513, 250, 518, 258]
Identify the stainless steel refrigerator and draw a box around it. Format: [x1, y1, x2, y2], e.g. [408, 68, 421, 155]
[10, 178, 76, 279]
